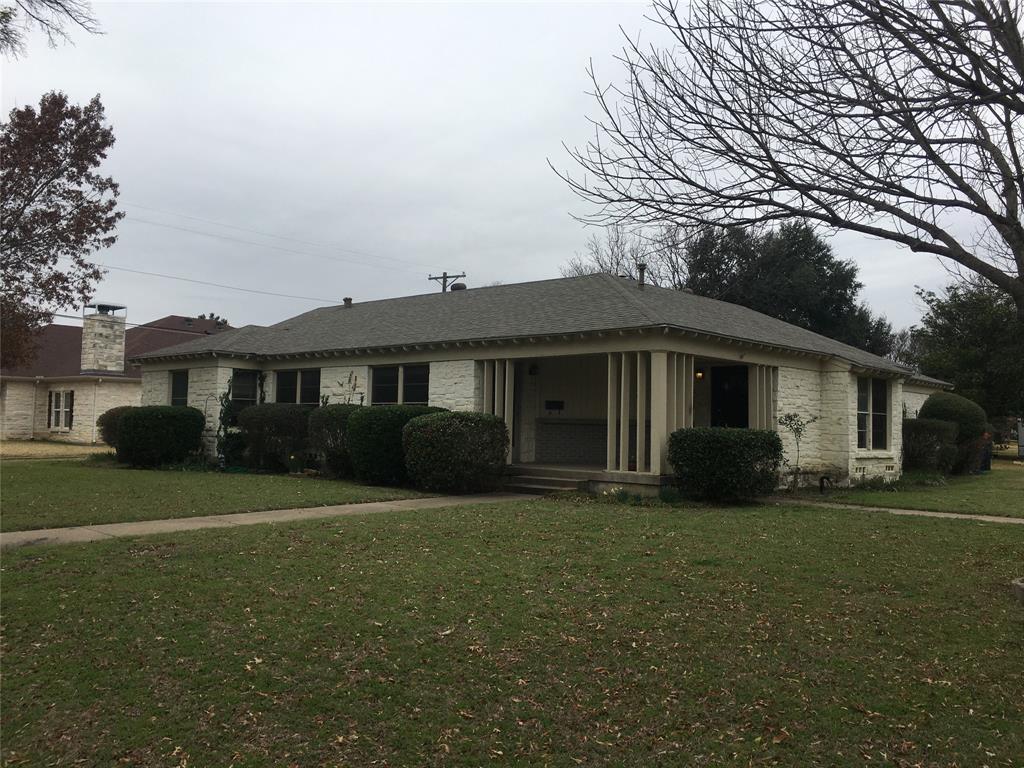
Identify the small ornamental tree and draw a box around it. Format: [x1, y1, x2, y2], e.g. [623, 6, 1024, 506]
[777, 412, 819, 490]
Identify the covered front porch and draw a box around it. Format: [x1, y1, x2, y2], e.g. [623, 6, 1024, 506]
[480, 351, 778, 485]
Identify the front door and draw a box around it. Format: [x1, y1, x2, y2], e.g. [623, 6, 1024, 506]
[711, 365, 749, 428]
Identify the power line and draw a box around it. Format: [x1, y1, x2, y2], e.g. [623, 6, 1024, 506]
[122, 216, 427, 276]
[59, 257, 340, 304]
[121, 202, 433, 270]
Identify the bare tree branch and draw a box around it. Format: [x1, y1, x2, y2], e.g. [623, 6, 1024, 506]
[554, 0, 1024, 319]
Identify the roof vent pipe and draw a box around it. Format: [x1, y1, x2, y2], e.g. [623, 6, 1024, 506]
[342, 297, 353, 308]
[637, 262, 647, 289]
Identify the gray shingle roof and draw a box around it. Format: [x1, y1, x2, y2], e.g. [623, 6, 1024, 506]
[133, 273, 913, 374]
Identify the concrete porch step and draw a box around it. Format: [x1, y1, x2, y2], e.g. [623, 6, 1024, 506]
[504, 466, 593, 495]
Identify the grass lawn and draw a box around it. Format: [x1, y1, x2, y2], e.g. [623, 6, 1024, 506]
[813, 461, 1024, 519]
[2, 500, 1022, 766]
[0, 460, 427, 532]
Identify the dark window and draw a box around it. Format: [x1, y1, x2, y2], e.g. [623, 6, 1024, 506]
[171, 370, 189, 406]
[372, 366, 399, 405]
[402, 365, 429, 405]
[857, 376, 889, 450]
[276, 370, 298, 403]
[857, 378, 870, 449]
[232, 370, 259, 405]
[871, 378, 889, 450]
[299, 368, 321, 404]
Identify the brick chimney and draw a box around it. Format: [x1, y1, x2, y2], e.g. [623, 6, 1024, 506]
[81, 304, 127, 373]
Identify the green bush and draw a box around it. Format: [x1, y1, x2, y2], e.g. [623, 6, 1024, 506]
[348, 405, 445, 486]
[96, 405, 134, 455]
[902, 418, 959, 473]
[308, 404, 364, 477]
[403, 412, 508, 493]
[237, 403, 311, 472]
[667, 427, 783, 501]
[918, 392, 988, 473]
[118, 406, 205, 468]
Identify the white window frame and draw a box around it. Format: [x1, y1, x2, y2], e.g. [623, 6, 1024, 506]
[273, 368, 321, 404]
[370, 364, 429, 406]
[856, 377, 890, 451]
[51, 389, 73, 431]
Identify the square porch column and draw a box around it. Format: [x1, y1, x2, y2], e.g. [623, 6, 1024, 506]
[650, 351, 670, 475]
[503, 359, 515, 464]
[494, 359, 505, 418]
[606, 353, 620, 471]
[636, 352, 648, 473]
[483, 360, 495, 415]
[618, 352, 632, 471]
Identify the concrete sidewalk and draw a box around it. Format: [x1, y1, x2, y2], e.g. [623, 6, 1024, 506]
[775, 497, 1024, 525]
[0, 493, 534, 549]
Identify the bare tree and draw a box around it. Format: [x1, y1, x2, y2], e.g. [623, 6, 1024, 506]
[562, 223, 687, 288]
[557, 0, 1024, 320]
[0, 0, 99, 56]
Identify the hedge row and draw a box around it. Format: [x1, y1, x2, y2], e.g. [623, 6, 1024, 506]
[917, 391, 989, 474]
[902, 418, 958, 473]
[116, 406, 205, 467]
[667, 427, 783, 501]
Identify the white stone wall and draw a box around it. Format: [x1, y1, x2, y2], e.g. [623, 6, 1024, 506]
[141, 370, 169, 405]
[1, 381, 37, 439]
[428, 360, 481, 411]
[817, 368, 853, 475]
[774, 365, 826, 472]
[902, 385, 934, 419]
[186, 365, 234, 455]
[80, 313, 126, 373]
[33, 379, 140, 444]
[320, 365, 369, 405]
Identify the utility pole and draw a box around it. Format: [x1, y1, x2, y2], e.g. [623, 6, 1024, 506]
[428, 271, 466, 293]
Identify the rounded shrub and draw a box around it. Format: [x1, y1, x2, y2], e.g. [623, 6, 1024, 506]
[902, 418, 958, 473]
[667, 427, 783, 501]
[918, 392, 988, 473]
[308, 404, 364, 477]
[96, 405, 135, 455]
[237, 403, 311, 472]
[118, 406, 205, 467]
[347, 405, 445, 486]
[403, 412, 509, 493]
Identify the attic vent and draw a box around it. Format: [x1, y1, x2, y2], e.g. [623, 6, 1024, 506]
[343, 297, 353, 308]
[450, 282, 467, 291]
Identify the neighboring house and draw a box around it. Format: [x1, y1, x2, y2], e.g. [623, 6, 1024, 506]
[133, 274, 951, 489]
[0, 306, 229, 444]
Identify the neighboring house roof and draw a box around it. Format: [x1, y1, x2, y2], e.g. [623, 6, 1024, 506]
[906, 372, 954, 389]
[1, 315, 231, 380]
[134, 274, 917, 377]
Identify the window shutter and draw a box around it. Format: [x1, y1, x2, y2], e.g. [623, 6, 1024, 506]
[47, 391, 53, 427]
[67, 390, 75, 429]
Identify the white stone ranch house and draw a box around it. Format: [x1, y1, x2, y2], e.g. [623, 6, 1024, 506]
[134, 274, 949, 490]
[0, 306, 228, 444]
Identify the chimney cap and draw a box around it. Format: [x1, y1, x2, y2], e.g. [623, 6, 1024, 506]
[342, 297, 353, 307]
[85, 302, 127, 315]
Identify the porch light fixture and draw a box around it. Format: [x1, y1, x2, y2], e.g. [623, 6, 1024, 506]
[695, 368, 705, 380]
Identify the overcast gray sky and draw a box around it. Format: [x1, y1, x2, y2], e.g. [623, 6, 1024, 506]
[4, 1, 950, 330]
